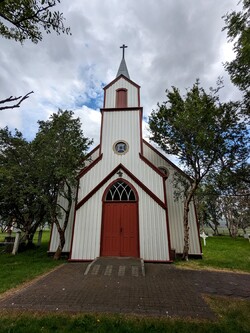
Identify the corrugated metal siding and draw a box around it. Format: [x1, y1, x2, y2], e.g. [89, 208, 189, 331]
[71, 195, 103, 260]
[138, 193, 170, 261]
[84, 147, 100, 168]
[99, 111, 164, 201]
[78, 155, 165, 206]
[49, 147, 100, 253]
[105, 78, 139, 108]
[143, 142, 201, 255]
[71, 173, 169, 261]
[166, 173, 200, 254]
[49, 194, 75, 252]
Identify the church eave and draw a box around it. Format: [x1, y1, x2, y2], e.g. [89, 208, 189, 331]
[103, 74, 140, 90]
[142, 140, 193, 182]
[76, 163, 166, 211]
[100, 106, 143, 112]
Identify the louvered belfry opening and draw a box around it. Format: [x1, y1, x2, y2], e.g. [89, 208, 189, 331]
[105, 180, 136, 201]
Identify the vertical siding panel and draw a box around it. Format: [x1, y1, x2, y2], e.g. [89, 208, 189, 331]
[49, 194, 75, 253]
[104, 78, 139, 108]
[143, 142, 201, 255]
[71, 173, 170, 261]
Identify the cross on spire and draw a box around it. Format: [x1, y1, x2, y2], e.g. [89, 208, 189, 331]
[120, 44, 128, 59]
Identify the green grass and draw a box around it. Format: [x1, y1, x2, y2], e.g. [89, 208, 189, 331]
[175, 235, 250, 273]
[0, 232, 249, 332]
[0, 230, 64, 295]
[0, 297, 249, 333]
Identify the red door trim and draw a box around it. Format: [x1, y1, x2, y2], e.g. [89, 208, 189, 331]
[100, 180, 140, 257]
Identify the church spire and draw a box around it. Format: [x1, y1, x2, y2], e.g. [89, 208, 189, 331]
[116, 44, 130, 79]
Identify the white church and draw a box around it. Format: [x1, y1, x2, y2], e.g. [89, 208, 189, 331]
[49, 46, 202, 262]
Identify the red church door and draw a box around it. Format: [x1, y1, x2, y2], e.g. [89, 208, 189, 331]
[101, 180, 139, 257]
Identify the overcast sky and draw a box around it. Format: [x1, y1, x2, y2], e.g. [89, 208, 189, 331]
[0, 0, 241, 150]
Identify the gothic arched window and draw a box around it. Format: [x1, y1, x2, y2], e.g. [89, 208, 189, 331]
[105, 181, 136, 201]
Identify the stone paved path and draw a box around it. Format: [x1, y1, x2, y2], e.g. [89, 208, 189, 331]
[0, 259, 249, 319]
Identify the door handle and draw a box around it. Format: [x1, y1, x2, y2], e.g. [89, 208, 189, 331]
[120, 227, 123, 233]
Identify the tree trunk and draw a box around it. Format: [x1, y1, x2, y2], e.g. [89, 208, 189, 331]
[53, 181, 73, 260]
[182, 181, 198, 261]
[26, 230, 36, 248]
[54, 230, 65, 260]
[182, 200, 190, 261]
[211, 218, 219, 236]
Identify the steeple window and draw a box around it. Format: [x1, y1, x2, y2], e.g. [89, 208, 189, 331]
[116, 88, 127, 108]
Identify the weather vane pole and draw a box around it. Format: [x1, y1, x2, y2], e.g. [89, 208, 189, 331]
[120, 44, 128, 59]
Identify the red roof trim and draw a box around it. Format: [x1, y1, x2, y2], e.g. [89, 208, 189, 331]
[103, 74, 140, 90]
[76, 164, 166, 211]
[77, 153, 103, 179]
[101, 107, 143, 113]
[142, 139, 192, 181]
[84, 145, 100, 161]
[139, 153, 167, 178]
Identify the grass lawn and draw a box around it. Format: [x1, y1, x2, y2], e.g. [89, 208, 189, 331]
[0, 230, 64, 295]
[175, 235, 250, 273]
[0, 297, 249, 333]
[0, 232, 249, 332]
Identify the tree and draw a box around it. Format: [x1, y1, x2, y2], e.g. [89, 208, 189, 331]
[213, 162, 250, 237]
[223, 0, 250, 112]
[0, 127, 48, 246]
[0, 0, 70, 44]
[33, 110, 92, 259]
[149, 80, 248, 260]
[195, 185, 222, 236]
[0, 0, 70, 111]
[0, 110, 92, 253]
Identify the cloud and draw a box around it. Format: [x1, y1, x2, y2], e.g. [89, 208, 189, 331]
[0, 0, 241, 145]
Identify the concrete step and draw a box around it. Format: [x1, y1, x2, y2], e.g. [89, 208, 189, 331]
[84, 257, 145, 277]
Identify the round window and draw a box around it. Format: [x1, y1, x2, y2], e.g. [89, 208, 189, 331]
[158, 166, 169, 177]
[113, 141, 129, 154]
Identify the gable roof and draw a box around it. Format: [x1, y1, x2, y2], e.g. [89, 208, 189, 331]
[143, 140, 193, 182]
[103, 74, 140, 90]
[76, 163, 166, 211]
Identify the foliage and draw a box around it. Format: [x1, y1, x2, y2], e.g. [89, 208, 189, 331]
[0, 127, 46, 244]
[0, 0, 71, 111]
[221, 194, 250, 237]
[33, 109, 92, 258]
[195, 185, 222, 235]
[0, 110, 92, 251]
[149, 79, 248, 259]
[207, 162, 250, 237]
[0, 0, 71, 44]
[196, 163, 250, 238]
[223, 0, 250, 112]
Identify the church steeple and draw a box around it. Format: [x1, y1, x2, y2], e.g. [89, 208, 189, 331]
[116, 44, 130, 79]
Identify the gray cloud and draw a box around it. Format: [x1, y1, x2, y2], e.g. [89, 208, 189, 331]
[0, 0, 241, 147]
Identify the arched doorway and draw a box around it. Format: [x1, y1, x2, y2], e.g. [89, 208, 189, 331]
[101, 180, 139, 257]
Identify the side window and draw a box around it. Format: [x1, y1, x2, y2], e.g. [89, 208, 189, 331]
[116, 89, 127, 108]
[158, 166, 169, 177]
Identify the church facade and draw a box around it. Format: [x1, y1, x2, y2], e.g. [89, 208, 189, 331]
[49, 47, 202, 262]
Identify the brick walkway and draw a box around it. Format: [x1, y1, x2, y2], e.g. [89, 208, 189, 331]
[0, 258, 249, 319]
